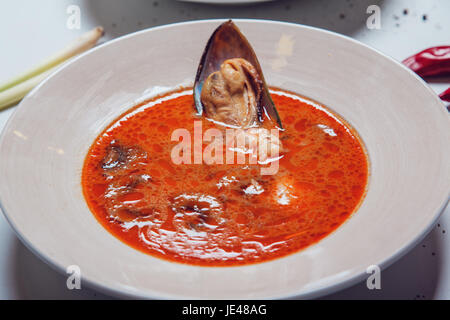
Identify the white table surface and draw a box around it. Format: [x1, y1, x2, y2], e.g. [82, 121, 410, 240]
[0, 0, 449, 300]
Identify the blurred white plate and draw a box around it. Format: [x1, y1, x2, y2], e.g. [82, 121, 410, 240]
[178, 0, 274, 4]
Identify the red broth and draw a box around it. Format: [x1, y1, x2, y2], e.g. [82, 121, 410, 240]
[82, 89, 368, 266]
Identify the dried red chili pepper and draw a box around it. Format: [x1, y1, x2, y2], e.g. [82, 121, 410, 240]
[440, 87, 450, 102]
[403, 46, 450, 77]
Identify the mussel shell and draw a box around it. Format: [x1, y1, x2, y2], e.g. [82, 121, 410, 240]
[194, 20, 283, 129]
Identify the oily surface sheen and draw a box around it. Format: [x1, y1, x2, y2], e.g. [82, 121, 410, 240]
[82, 89, 368, 266]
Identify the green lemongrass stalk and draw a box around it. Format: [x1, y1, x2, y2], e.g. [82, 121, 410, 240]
[0, 26, 104, 93]
[0, 67, 56, 111]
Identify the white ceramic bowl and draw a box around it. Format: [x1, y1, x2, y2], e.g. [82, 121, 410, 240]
[0, 20, 449, 299]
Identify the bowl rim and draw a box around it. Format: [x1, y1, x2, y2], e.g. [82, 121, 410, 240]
[0, 18, 449, 300]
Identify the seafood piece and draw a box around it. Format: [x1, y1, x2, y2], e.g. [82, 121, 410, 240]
[194, 20, 284, 167]
[171, 194, 225, 233]
[242, 179, 264, 196]
[274, 176, 299, 206]
[202, 126, 282, 167]
[101, 140, 148, 175]
[233, 128, 283, 163]
[194, 20, 282, 129]
[201, 58, 261, 128]
[103, 173, 161, 222]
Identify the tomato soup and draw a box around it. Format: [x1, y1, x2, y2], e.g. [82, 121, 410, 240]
[82, 89, 368, 266]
